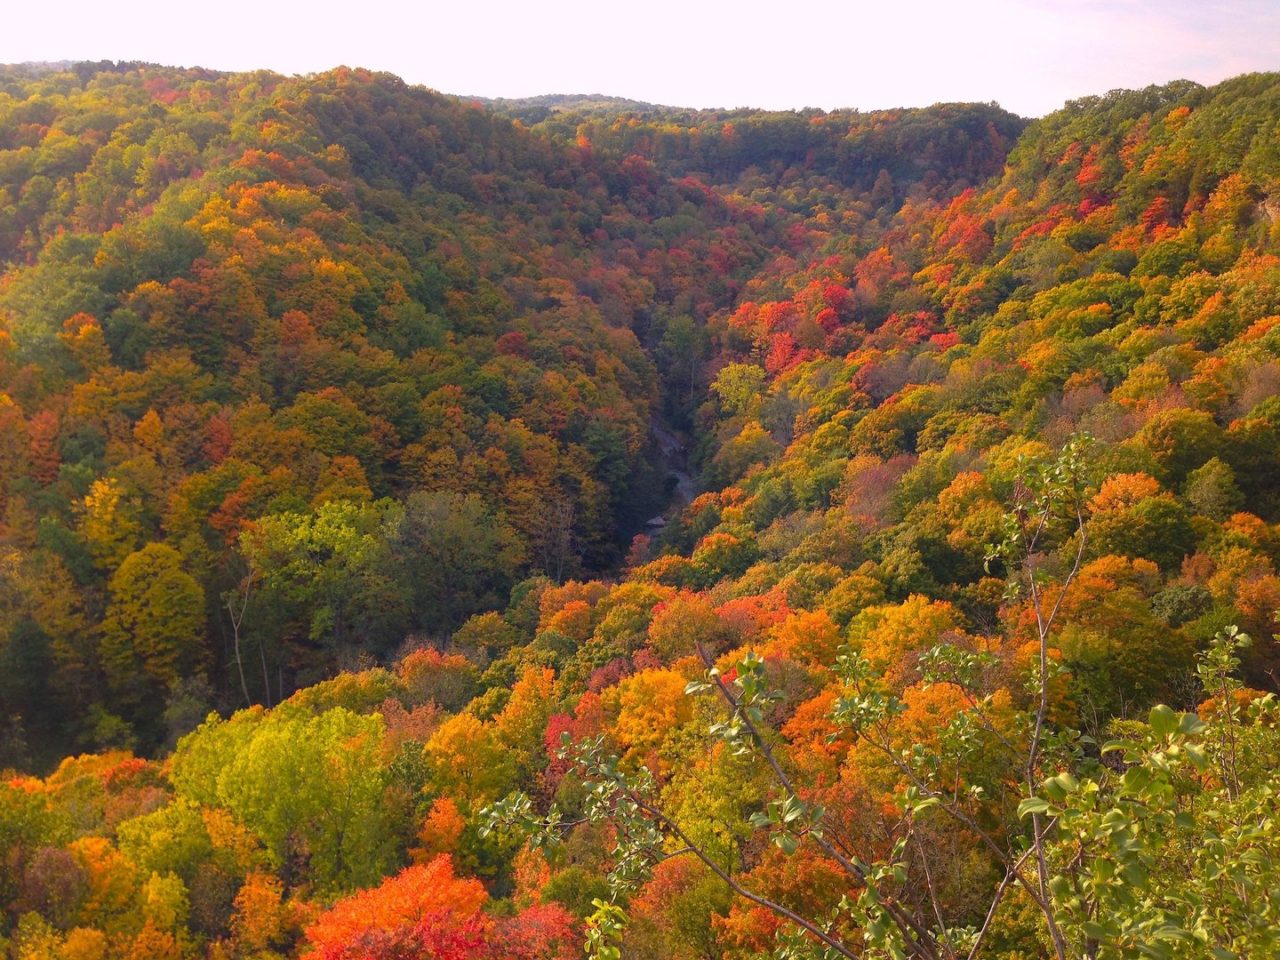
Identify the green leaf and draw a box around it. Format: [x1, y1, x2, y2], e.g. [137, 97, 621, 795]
[1042, 772, 1079, 802]
[1149, 704, 1179, 737]
[1081, 920, 1112, 941]
[1121, 861, 1149, 888]
[1018, 796, 1051, 818]
[1122, 766, 1152, 794]
[1178, 712, 1207, 736]
[911, 796, 941, 814]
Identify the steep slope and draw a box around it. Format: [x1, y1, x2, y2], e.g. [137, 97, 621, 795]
[0, 64, 1014, 761]
[6, 64, 1280, 960]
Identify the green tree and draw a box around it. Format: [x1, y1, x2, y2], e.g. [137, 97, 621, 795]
[392, 491, 524, 637]
[1022, 628, 1280, 959]
[711, 363, 767, 418]
[241, 499, 409, 656]
[98, 543, 206, 727]
[1183, 457, 1245, 520]
[171, 707, 395, 892]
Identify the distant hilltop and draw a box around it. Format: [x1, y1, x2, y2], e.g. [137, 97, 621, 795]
[464, 92, 679, 122]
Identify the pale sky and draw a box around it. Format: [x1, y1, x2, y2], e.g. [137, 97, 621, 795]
[3, 0, 1278, 117]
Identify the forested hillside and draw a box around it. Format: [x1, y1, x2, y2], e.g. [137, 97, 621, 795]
[2, 62, 1280, 960]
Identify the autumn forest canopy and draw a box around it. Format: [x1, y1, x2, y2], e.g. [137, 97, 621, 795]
[2, 60, 1280, 959]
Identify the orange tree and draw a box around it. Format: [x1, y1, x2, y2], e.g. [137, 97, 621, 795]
[482, 438, 1099, 960]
